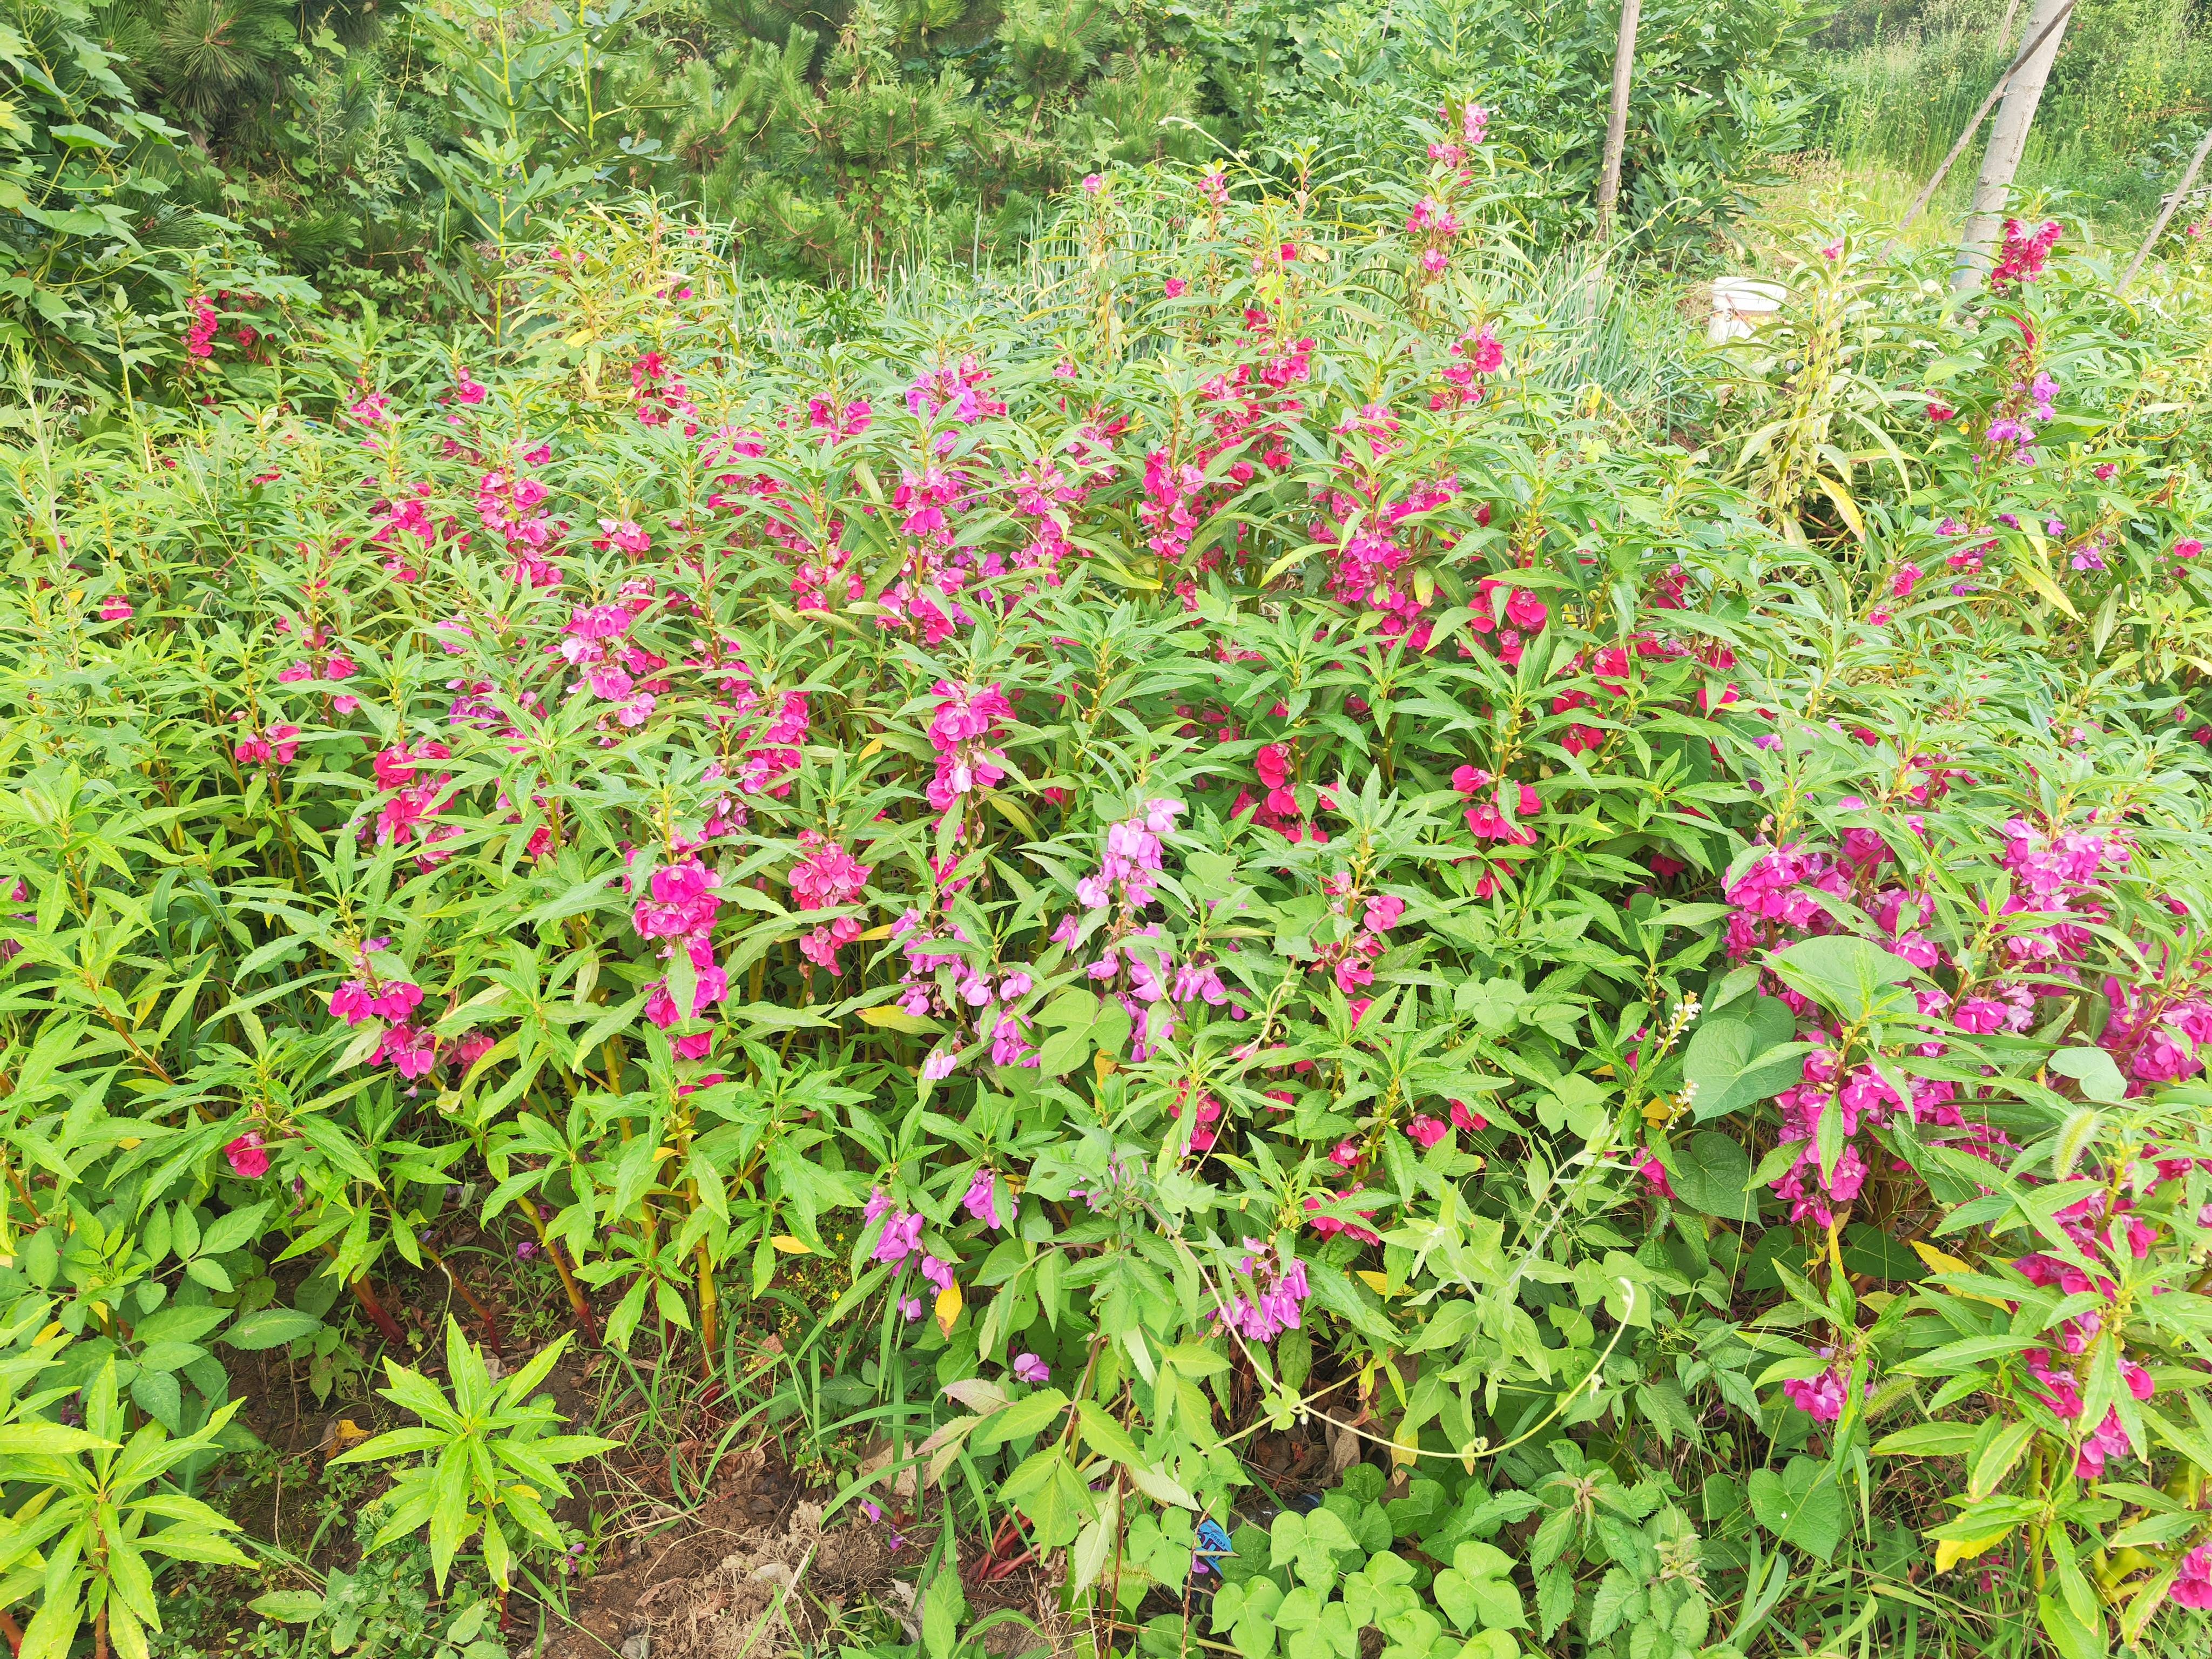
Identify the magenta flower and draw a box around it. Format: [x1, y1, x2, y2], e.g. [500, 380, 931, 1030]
[962, 1169, 1002, 1230]
[1222, 1242, 1311, 1341]
[789, 833, 871, 910]
[224, 1132, 269, 1178]
[374, 1024, 438, 1079]
[872, 1208, 925, 1266]
[2174, 1545, 2212, 1609]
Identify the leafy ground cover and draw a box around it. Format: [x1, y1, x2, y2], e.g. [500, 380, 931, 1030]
[4, 135, 2212, 1659]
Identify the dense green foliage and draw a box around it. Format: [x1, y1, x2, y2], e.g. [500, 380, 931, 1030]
[5, 133, 2212, 1657]
[1814, 0, 2212, 227]
[4, 0, 1832, 355]
[9, 0, 2212, 1648]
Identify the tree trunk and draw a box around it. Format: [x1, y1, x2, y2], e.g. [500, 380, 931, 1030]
[1953, 0, 2072, 289]
[1596, 0, 1643, 241]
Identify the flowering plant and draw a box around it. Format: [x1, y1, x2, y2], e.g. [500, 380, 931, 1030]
[2, 160, 2212, 1654]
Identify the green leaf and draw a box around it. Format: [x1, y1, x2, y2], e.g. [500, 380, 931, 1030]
[1839, 1222, 1925, 1283]
[1872, 1422, 1980, 1457]
[1682, 996, 1802, 1120]
[1746, 1455, 1844, 1562]
[1766, 936, 1921, 1023]
[997, 1446, 1094, 1548]
[2046, 1047, 2127, 1106]
[130, 1368, 182, 1433]
[1033, 1022, 1092, 1079]
[922, 1567, 965, 1659]
[1432, 1541, 1525, 1631]
[200, 1202, 272, 1256]
[0, 1423, 116, 1456]
[221, 1310, 323, 1351]
[248, 1591, 326, 1623]
[185, 1256, 234, 1293]
[971, 1387, 1068, 1453]
[1663, 1130, 1757, 1222]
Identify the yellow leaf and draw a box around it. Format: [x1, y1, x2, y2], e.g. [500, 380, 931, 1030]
[318, 1419, 370, 1457]
[855, 923, 896, 941]
[857, 1005, 933, 1033]
[1910, 1240, 1971, 1277]
[857, 738, 885, 759]
[1913, 1238, 2011, 1307]
[935, 1279, 963, 1338]
[770, 1236, 812, 1255]
[2011, 555, 2079, 619]
[35, 1322, 63, 1346]
[1934, 1527, 2014, 1573]
[1357, 1271, 1394, 1297]
[1094, 1050, 1118, 1081]
[116, 1137, 140, 1150]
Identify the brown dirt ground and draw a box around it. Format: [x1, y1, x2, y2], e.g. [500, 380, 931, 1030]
[213, 1251, 1351, 1659]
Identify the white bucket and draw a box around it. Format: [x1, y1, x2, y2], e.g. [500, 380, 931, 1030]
[1708, 278, 1788, 343]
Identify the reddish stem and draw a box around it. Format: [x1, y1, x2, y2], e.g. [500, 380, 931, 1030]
[347, 1272, 409, 1347]
[523, 1198, 601, 1346]
[426, 1244, 503, 1357]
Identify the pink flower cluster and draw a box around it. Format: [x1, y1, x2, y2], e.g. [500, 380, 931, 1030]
[631, 351, 699, 433]
[477, 458, 564, 589]
[1235, 741, 1332, 842]
[1221, 1240, 1311, 1342]
[792, 832, 872, 974]
[864, 1189, 955, 1294]
[1431, 324, 1504, 412]
[185, 297, 219, 360]
[961, 1168, 1003, 1230]
[926, 680, 1013, 813]
[1990, 219, 2061, 293]
[1141, 324, 1310, 577]
[1781, 1355, 1865, 1422]
[1077, 799, 1183, 912]
[2014, 1248, 2155, 1478]
[889, 909, 1037, 1070]
[234, 720, 301, 768]
[369, 740, 459, 871]
[1452, 765, 1542, 897]
[632, 854, 729, 1054]
[276, 625, 359, 714]
[1426, 99, 1489, 172]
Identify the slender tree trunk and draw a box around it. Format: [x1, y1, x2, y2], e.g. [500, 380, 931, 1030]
[2121, 124, 2212, 291]
[1596, 0, 1643, 241]
[1953, 0, 2073, 288]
